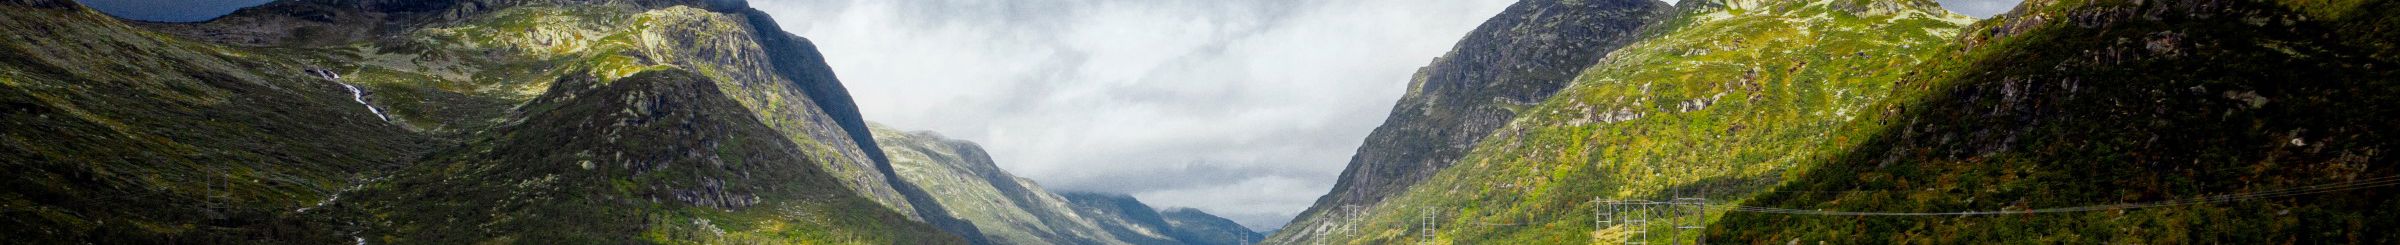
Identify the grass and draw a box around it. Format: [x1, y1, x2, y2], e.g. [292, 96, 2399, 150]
[1, 1, 967, 243]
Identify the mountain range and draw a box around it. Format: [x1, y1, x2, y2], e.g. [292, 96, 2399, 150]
[5, 0, 2395, 244]
[0, 0, 1250, 244]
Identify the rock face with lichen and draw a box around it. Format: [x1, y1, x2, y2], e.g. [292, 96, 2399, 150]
[0, 0, 975, 243]
[1272, 0, 1672, 243]
[1272, 0, 1977, 243]
[1277, 0, 2399, 244]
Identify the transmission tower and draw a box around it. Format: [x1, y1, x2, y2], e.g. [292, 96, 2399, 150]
[1419, 207, 1436, 244]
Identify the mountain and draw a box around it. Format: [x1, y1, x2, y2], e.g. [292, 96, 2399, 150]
[1277, 0, 2398, 243]
[873, 124, 1263, 245]
[874, 124, 1124, 244]
[0, 0, 972, 243]
[1718, 0, 2400, 243]
[1270, 0, 1975, 243]
[1160, 208, 1265, 245]
[1271, 0, 1672, 242]
[2, 1, 430, 243]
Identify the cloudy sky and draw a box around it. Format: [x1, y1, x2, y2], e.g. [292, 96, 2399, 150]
[750, 0, 1512, 230]
[80, 0, 2025, 232]
[752, 0, 2027, 230]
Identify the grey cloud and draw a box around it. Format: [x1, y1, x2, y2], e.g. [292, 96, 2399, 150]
[754, 0, 1512, 230]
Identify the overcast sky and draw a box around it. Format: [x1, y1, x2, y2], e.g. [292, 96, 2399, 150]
[81, 0, 2024, 232]
[751, 0, 1517, 231]
[754, 0, 2026, 231]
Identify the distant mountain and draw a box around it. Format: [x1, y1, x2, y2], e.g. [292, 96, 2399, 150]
[1160, 208, 1265, 245]
[874, 124, 1262, 245]
[1271, 0, 1672, 242]
[0, 0, 970, 243]
[1280, 0, 2398, 243]
[1057, 192, 1189, 245]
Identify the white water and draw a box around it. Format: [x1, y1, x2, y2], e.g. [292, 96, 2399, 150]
[338, 83, 391, 121]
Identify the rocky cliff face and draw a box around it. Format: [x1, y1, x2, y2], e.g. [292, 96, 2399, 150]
[355, 70, 956, 243]
[1273, 0, 1670, 243]
[0, 0, 970, 243]
[1272, 0, 1973, 243]
[1281, 0, 2398, 243]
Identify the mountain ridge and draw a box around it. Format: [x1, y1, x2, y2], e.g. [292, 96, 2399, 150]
[0, 0, 976, 243]
[874, 123, 1262, 245]
[1274, 0, 1672, 242]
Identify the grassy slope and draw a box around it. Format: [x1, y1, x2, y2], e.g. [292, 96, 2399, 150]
[348, 70, 958, 244]
[311, 3, 971, 244]
[1720, 0, 2400, 243]
[1, 0, 968, 243]
[0, 2, 425, 243]
[1275, 0, 1972, 244]
[201, 2, 931, 218]
[1277, 0, 1670, 241]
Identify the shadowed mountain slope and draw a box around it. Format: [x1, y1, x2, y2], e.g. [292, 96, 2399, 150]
[0, 0, 977, 243]
[1720, 0, 2400, 243]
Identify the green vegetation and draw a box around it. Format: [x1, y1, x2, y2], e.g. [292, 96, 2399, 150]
[0, 2, 423, 243]
[1286, 0, 2399, 244]
[1719, 0, 2400, 243]
[1, 0, 966, 243]
[1272, 0, 1673, 242]
[350, 70, 958, 244]
[1279, 0, 1976, 243]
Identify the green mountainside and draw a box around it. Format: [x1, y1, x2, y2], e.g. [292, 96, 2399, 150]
[1272, 0, 1976, 243]
[1272, 0, 1671, 242]
[0, 0, 973, 243]
[1, 1, 429, 243]
[10, 0, 2395, 243]
[1278, 0, 2397, 244]
[353, 69, 951, 244]
[1720, 0, 2400, 243]
[873, 124, 1262, 245]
